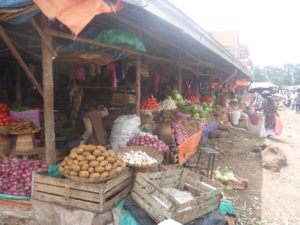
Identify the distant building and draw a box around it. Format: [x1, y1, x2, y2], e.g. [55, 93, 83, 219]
[210, 30, 253, 70]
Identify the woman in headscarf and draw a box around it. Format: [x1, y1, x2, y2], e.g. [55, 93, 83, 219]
[260, 91, 278, 137]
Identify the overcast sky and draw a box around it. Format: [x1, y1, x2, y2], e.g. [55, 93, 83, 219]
[169, 0, 300, 67]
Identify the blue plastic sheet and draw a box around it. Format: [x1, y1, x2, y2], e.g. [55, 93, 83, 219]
[201, 122, 219, 144]
[116, 198, 140, 225]
[0, 0, 32, 8]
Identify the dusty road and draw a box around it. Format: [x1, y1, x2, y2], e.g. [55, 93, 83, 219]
[213, 109, 300, 225]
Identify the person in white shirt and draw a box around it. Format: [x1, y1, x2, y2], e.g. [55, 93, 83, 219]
[290, 91, 297, 110]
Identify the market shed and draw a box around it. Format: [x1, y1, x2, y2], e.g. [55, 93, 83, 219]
[0, 0, 250, 164]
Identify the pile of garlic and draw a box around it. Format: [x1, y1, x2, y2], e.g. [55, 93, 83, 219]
[160, 98, 177, 110]
[119, 150, 157, 166]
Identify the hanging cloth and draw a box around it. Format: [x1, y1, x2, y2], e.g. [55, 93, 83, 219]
[107, 63, 117, 90]
[152, 72, 160, 94]
[116, 60, 125, 81]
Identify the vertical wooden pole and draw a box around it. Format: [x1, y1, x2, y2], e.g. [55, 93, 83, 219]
[136, 55, 141, 116]
[178, 65, 182, 92]
[16, 66, 22, 105]
[42, 19, 56, 165]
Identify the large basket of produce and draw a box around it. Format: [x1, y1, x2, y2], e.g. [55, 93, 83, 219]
[59, 145, 126, 183]
[118, 146, 163, 174]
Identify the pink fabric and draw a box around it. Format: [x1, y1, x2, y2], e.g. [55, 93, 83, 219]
[34, 0, 124, 35]
[275, 116, 283, 135]
[107, 63, 117, 89]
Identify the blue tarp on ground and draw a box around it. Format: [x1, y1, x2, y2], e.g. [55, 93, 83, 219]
[0, 0, 33, 8]
[201, 122, 219, 144]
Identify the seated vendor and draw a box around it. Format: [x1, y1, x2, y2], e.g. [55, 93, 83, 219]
[80, 99, 109, 145]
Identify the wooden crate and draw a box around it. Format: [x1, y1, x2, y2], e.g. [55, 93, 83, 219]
[131, 168, 223, 224]
[112, 93, 136, 106]
[32, 169, 133, 212]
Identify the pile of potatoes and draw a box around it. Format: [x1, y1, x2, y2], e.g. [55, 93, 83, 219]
[59, 145, 125, 180]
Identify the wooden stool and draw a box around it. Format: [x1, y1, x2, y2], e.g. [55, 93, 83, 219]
[197, 147, 219, 179]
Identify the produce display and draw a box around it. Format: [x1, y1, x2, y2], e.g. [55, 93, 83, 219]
[140, 97, 160, 110]
[159, 97, 177, 110]
[119, 150, 157, 166]
[0, 158, 48, 196]
[200, 96, 213, 104]
[9, 120, 40, 134]
[60, 145, 126, 180]
[127, 135, 169, 153]
[0, 103, 13, 126]
[219, 95, 228, 106]
[171, 122, 189, 145]
[187, 95, 200, 104]
[171, 90, 186, 107]
[154, 110, 176, 123]
[181, 118, 200, 136]
[175, 111, 192, 119]
[11, 105, 31, 112]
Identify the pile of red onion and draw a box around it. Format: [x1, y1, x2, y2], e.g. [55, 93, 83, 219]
[172, 122, 189, 145]
[127, 135, 169, 153]
[0, 158, 48, 196]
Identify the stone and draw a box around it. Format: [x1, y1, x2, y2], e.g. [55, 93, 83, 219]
[261, 146, 287, 172]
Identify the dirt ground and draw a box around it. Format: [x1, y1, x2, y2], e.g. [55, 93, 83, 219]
[1, 109, 300, 225]
[210, 109, 300, 225]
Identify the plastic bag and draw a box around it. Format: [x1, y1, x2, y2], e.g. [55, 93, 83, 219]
[275, 116, 283, 135]
[110, 114, 141, 150]
[230, 110, 240, 126]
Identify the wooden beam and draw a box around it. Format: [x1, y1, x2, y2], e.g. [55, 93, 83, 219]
[30, 18, 57, 57]
[136, 55, 141, 116]
[0, 24, 43, 96]
[42, 20, 56, 165]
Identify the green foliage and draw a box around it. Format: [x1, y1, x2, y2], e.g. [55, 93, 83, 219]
[252, 64, 300, 86]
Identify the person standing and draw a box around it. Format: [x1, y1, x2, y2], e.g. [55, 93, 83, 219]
[260, 91, 278, 137]
[295, 92, 300, 114]
[290, 91, 297, 110]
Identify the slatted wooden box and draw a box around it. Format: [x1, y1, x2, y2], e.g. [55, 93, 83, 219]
[32, 169, 133, 212]
[131, 168, 223, 224]
[112, 93, 136, 106]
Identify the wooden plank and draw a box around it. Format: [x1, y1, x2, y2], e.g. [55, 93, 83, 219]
[103, 184, 132, 210]
[135, 55, 141, 115]
[103, 176, 132, 199]
[33, 192, 101, 212]
[104, 169, 132, 192]
[41, 18, 56, 165]
[0, 24, 43, 96]
[34, 172, 101, 193]
[34, 183, 100, 203]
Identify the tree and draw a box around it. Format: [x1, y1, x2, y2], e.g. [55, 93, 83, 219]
[252, 66, 268, 82]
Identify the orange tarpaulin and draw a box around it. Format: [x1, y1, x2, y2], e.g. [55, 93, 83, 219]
[178, 131, 202, 165]
[235, 79, 249, 87]
[34, 0, 124, 35]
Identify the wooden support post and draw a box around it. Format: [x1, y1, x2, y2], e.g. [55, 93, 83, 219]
[0, 24, 43, 96]
[16, 66, 22, 105]
[42, 21, 56, 165]
[136, 55, 141, 116]
[178, 65, 182, 92]
[30, 18, 57, 57]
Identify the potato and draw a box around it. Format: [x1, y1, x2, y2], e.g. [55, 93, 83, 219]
[96, 146, 106, 151]
[79, 171, 89, 178]
[86, 154, 96, 161]
[112, 162, 118, 169]
[69, 171, 78, 176]
[71, 164, 81, 172]
[64, 169, 70, 175]
[116, 167, 123, 173]
[96, 156, 105, 162]
[85, 145, 96, 152]
[88, 167, 95, 173]
[116, 160, 123, 166]
[59, 167, 64, 173]
[73, 159, 79, 165]
[107, 157, 115, 163]
[89, 160, 99, 167]
[64, 165, 70, 170]
[79, 160, 88, 166]
[81, 164, 89, 171]
[83, 152, 90, 156]
[100, 160, 108, 167]
[79, 144, 86, 149]
[90, 173, 100, 179]
[95, 166, 105, 173]
[67, 159, 74, 166]
[105, 163, 112, 171]
[110, 152, 117, 158]
[93, 150, 102, 157]
[69, 152, 78, 159]
[103, 152, 110, 157]
[76, 148, 85, 155]
[100, 171, 109, 178]
[76, 155, 85, 161]
[61, 161, 66, 167]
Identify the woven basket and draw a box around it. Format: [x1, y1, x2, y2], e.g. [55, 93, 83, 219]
[158, 123, 173, 137]
[117, 146, 163, 174]
[0, 134, 10, 156]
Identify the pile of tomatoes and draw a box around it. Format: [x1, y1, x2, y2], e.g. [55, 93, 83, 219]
[200, 96, 213, 104]
[0, 103, 13, 126]
[187, 95, 200, 103]
[219, 96, 228, 106]
[140, 97, 160, 110]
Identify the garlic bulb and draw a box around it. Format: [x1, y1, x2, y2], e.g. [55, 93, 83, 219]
[119, 150, 158, 166]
